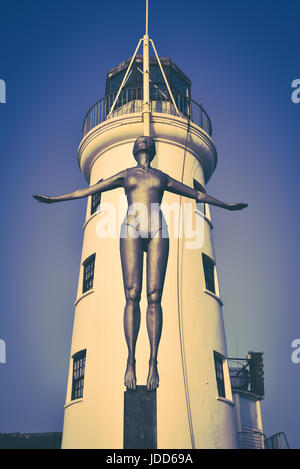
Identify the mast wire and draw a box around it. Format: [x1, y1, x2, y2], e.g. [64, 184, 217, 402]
[176, 117, 196, 449]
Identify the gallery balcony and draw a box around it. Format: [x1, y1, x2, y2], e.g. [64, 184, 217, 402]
[82, 86, 212, 137]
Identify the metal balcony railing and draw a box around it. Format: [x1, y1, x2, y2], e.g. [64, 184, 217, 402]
[82, 86, 212, 137]
[229, 359, 251, 392]
[228, 354, 264, 398]
[264, 432, 290, 449]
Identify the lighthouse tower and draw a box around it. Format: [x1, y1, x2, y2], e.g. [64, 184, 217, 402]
[61, 5, 239, 450]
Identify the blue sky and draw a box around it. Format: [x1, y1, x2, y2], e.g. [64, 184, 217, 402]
[0, 0, 299, 448]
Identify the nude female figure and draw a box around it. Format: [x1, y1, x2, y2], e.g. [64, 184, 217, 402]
[33, 136, 247, 391]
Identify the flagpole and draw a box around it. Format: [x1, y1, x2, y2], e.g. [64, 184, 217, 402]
[143, 0, 150, 136]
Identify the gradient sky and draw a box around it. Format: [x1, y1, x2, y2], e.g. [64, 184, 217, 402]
[0, 0, 299, 448]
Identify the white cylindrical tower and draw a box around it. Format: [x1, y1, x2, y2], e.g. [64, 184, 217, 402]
[61, 56, 239, 449]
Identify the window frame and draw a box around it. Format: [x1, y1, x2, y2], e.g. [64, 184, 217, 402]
[193, 179, 206, 216]
[90, 190, 102, 215]
[202, 253, 216, 294]
[82, 253, 96, 294]
[214, 351, 226, 398]
[71, 349, 87, 401]
[90, 178, 103, 216]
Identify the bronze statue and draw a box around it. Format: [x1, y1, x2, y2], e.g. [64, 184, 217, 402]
[33, 136, 247, 391]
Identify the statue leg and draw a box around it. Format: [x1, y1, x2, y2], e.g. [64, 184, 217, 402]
[146, 234, 169, 391]
[120, 229, 144, 390]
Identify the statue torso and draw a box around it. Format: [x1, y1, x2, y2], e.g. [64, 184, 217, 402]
[122, 167, 168, 238]
[124, 167, 167, 205]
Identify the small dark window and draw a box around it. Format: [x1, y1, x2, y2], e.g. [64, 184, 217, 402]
[90, 179, 103, 215]
[72, 350, 86, 400]
[83, 254, 96, 293]
[91, 191, 101, 215]
[193, 179, 206, 215]
[202, 253, 215, 293]
[214, 351, 225, 398]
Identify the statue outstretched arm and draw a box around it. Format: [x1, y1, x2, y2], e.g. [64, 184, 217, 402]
[33, 170, 126, 204]
[165, 175, 206, 199]
[165, 175, 247, 211]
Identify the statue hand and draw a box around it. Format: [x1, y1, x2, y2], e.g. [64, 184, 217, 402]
[33, 194, 55, 204]
[227, 203, 248, 211]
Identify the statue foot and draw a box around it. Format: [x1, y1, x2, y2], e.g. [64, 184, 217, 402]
[147, 359, 159, 391]
[124, 359, 136, 390]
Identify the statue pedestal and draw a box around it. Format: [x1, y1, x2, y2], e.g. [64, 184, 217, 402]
[124, 386, 157, 449]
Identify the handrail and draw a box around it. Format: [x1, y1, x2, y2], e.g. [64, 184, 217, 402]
[82, 86, 212, 137]
[228, 356, 264, 398]
[264, 432, 290, 449]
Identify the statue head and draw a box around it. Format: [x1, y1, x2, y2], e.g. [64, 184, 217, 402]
[133, 136, 156, 162]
